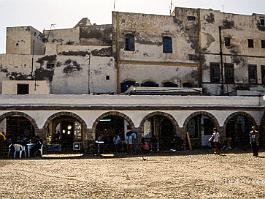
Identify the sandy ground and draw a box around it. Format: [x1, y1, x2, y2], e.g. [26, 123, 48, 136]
[0, 151, 265, 199]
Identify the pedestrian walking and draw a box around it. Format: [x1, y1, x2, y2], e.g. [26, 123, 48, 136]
[209, 128, 221, 155]
[249, 126, 259, 157]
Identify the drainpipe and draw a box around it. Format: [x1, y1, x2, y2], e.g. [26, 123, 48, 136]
[219, 26, 224, 95]
[31, 39, 35, 79]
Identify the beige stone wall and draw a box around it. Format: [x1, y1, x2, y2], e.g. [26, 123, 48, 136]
[43, 27, 80, 45]
[0, 53, 115, 94]
[6, 26, 45, 55]
[2, 80, 50, 95]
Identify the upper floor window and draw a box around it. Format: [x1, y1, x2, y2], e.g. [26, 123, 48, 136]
[224, 37, 231, 47]
[248, 39, 254, 48]
[248, 65, 257, 84]
[163, 36, 172, 53]
[17, 84, 29, 95]
[224, 63, 234, 84]
[261, 40, 265, 48]
[124, 34, 135, 51]
[210, 63, 220, 83]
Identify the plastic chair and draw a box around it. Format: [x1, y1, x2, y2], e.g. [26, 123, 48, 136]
[13, 144, 26, 158]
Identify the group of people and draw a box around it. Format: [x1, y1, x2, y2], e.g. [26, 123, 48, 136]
[0, 132, 43, 158]
[209, 126, 260, 157]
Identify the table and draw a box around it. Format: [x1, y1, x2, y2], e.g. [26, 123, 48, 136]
[95, 141, 104, 154]
[26, 143, 35, 157]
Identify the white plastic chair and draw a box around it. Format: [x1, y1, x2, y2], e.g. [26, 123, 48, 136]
[13, 144, 26, 158]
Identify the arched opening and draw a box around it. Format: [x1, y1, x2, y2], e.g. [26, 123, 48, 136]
[93, 112, 134, 153]
[141, 81, 159, 87]
[44, 112, 86, 152]
[224, 113, 256, 148]
[120, 80, 137, 93]
[140, 112, 181, 151]
[184, 112, 218, 148]
[0, 112, 37, 144]
[162, 81, 178, 87]
[182, 82, 193, 88]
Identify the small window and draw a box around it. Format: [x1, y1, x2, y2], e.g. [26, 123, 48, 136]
[187, 16, 196, 21]
[248, 65, 257, 84]
[163, 36, 172, 53]
[224, 63, 234, 84]
[261, 40, 265, 48]
[106, 75, 110, 80]
[224, 37, 231, 47]
[210, 63, 220, 83]
[248, 39, 254, 48]
[17, 84, 29, 95]
[260, 18, 265, 26]
[124, 34, 135, 51]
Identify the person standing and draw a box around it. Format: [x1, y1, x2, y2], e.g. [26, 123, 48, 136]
[113, 134, 121, 153]
[249, 126, 259, 157]
[209, 128, 221, 155]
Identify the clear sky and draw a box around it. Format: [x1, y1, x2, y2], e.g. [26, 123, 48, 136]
[0, 0, 264, 53]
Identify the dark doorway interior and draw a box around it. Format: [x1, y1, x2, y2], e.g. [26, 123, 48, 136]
[6, 116, 35, 142]
[95, 115, 129, 153]
[50, 116, 82, 152]
[226, 115, 254, 148]
[143, 115, 176, 151]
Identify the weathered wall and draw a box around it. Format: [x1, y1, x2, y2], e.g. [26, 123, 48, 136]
[90, 56, 116, 94]
[113, 11, 198, 62]
[2, 80, 50, 95]
[6, 26, 45, 55]
[120, 64, 198, 87]
[80, 24, 112, 46]
[44, 27, 80, 45]
[198, 8, 265, 95]
[112, 11, 200, 91]
[0, 53, 115, 94]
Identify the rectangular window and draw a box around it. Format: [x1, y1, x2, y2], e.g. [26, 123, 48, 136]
[261, 40, 265, 48]
[224, 63, 234, 84]
[163, 36, 172, 53]
[210, 63, 220, 83]
[17, 84, 29, 95]
[224, 37, 231, 47]
[248, 65, 257, 84]
[124, 34, 135, 51]
[248, 39, 254, 48]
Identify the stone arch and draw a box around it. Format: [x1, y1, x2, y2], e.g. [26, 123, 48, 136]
[43, 111, 87, 130]
[43, 111, 88, 147]
[120, 79, 138, 93]
[139, 111, 179, 131]
[141, 80, 159, 87]
[92, 111, 135, 135]
[223, 112, 257, 129]
[139, 111, 181, 151]
[161, 80, 178, 87]
[0, 111, 39, 132]
[183, 111, 220, 130]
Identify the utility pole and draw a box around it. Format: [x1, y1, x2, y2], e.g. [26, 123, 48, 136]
[219, 26, 224, 95]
